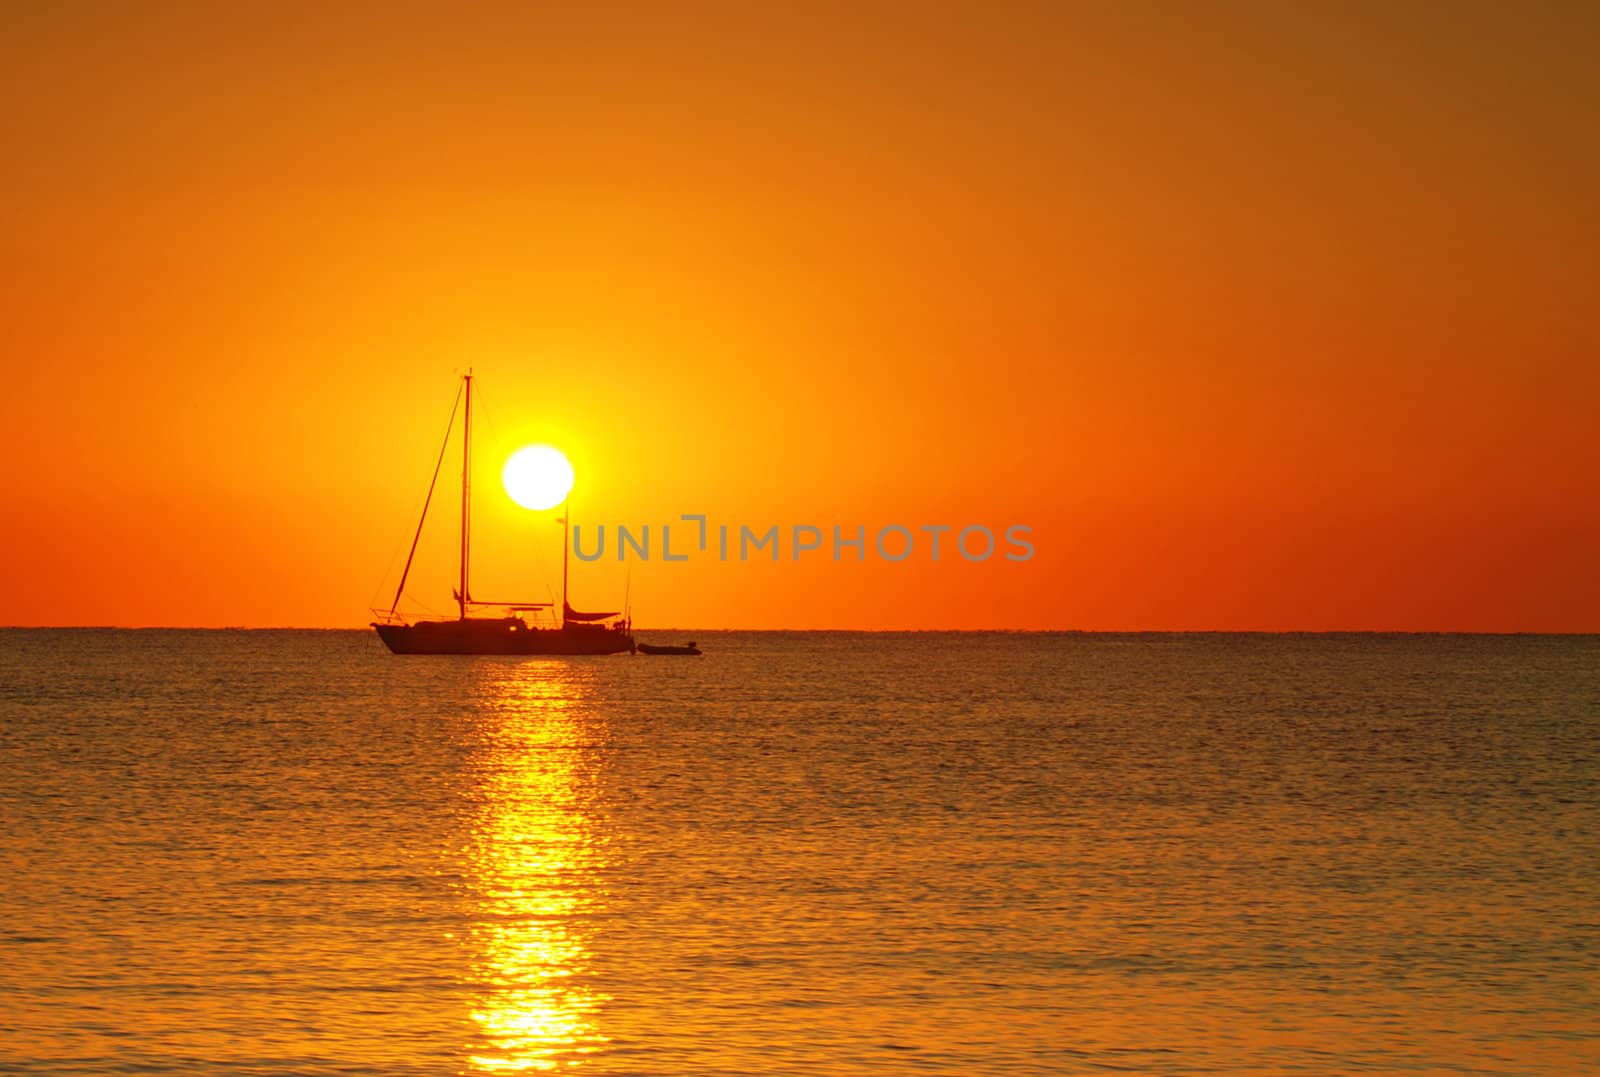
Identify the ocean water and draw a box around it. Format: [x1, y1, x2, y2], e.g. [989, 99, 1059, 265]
[1, 630, 1596, 1076]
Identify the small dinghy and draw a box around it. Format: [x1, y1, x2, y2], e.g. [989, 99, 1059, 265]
[638, 641, 702, 656]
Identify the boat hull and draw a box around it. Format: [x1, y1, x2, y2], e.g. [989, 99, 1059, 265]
[374, 618, 634, 655]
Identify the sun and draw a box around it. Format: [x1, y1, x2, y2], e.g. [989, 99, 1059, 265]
[502, 445, 575, 511]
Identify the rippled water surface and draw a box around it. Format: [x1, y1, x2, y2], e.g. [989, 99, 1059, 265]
[1, 630, 1597, 1075]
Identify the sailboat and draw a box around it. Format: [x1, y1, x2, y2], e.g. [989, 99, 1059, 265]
[372, 373, 635, 655]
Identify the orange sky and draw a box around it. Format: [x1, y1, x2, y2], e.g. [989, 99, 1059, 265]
[2, 3, 1596, 630]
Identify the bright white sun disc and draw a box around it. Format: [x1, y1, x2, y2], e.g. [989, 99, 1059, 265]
[502, 445, 575, 510]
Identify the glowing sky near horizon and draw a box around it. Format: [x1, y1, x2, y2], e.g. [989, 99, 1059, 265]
[1, 2, 1596, 629]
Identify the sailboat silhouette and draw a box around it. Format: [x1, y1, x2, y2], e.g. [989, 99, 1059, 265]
[372, 374, 635, 655]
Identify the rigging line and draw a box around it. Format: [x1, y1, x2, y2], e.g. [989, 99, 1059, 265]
[390, 380, 465, 619]
[471, 387, 502, 575]
[475, 386, 500, 449]
[369, 467, 434, 611]
[476, 386, 561, 604]
[368, 533, 406, 613]
[406, 593, 450, 619]
[392, 584, 450, 619]
[370, 439, 442, 609]
[521, 514, 553, 602]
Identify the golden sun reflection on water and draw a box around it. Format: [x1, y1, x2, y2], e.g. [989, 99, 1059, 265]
[465, 666, 609, 1072]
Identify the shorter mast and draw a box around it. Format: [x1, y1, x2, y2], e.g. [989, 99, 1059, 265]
[459, 371, 472, 620]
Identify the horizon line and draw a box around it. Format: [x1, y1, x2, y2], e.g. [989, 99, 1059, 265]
[3, 624, 1597, 636]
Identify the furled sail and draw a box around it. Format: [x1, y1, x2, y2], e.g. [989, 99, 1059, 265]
[563, 600, 618, 622]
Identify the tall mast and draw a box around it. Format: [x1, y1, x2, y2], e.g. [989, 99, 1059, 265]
[561, 496, 570, 629]
[459, 371, 472, 620]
